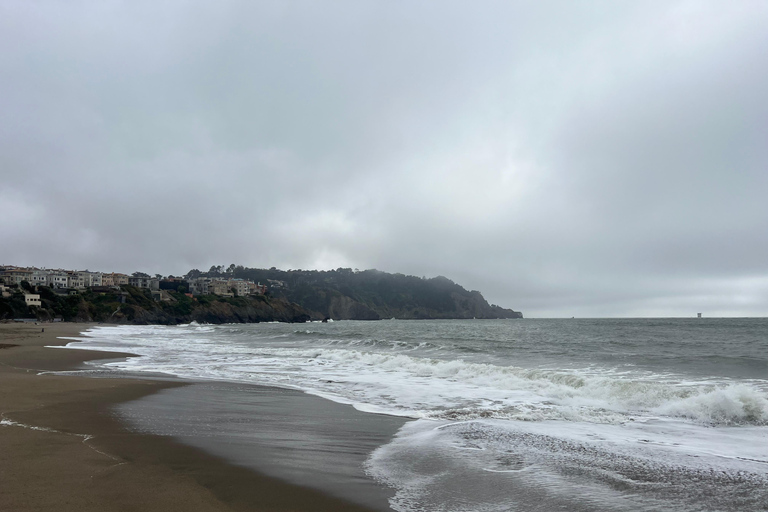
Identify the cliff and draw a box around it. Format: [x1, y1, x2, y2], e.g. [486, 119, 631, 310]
[202, 267, 523, 320]
[0, 286, 311, 324]
[1, 268, 523, 324]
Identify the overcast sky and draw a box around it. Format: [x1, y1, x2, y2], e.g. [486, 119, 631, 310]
[2, 1, 767, 317]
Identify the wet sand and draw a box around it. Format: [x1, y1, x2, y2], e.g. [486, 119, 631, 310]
[118, 382, 406, 511]
[0, 322, 383, 511]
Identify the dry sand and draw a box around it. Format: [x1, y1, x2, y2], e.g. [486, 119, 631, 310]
[0, 322, 379, 511]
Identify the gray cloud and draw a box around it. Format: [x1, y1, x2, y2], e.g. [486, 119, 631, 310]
[2, 1, 767, 317]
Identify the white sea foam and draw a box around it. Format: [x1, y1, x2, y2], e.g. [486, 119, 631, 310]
[60, 325, 768, 427]
[60, 322, 768, 512]
[653, 383, 768, 425]
[366, 418, 768, 512]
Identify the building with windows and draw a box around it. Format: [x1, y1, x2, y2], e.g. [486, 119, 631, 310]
[24, 294, 41, 307]
[187, 277, 265, 296]
[228, 279, 250, 297]
[46, 272, 69, 289]
[128, 276, 159, 290]
[29, 269, 49, 286]
[0, 268, 32, 285]
[73, 271, 102, 287]
[102, 273, 129, 286]
[67, 272, 86, 289]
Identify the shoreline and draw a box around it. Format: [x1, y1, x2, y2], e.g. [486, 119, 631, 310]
[0, 322, 386, 512]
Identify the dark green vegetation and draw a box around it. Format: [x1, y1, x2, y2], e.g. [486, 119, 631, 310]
[0, 285, 311, 324]
[1, 268, 521, 324]
[195, 267, 523, 320]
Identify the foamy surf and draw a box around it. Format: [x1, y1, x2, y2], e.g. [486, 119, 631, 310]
[59, 319, 768, 511]
[367, 418, 768, 512]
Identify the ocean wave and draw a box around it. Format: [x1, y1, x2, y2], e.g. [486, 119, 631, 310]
[366, 419, 768, 512]
[256, 347, 768, 426]
[70, 325, 768, 427]
[653, 384, 768, 425]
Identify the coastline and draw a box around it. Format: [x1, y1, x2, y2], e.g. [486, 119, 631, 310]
[0, 322, 386, 512]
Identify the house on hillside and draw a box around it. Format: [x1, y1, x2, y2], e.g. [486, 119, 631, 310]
[29, 269, 50, 286]
[128, 276, 159, 291]
[46, 272, 69, 289]
[209, 280, 231, 296]
[102, 273, 129, 286]
[227, 279, 250, 296]
[0, 268, 32, 285]
[249, 282, 268, 295]
[187, 278, 210, 295]
[73, 271, 102, 287]
[67, 272, 86, 289]
[24, 293, 41, 307]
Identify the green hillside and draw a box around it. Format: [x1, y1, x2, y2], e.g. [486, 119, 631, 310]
[191, 267, 523, 320]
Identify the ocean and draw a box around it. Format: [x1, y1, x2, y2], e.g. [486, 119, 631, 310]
[59, 318, 768, 511]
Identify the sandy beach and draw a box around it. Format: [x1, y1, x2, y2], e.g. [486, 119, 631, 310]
[0, 322, 380, 512]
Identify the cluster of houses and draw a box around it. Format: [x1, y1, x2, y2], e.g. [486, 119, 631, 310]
[186, 277, 267, 297]
[0, 267, 154, 290]
[0, 265, 268, 301]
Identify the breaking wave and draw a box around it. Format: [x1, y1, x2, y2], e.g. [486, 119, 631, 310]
[253, 347, 768, 426]
[64, 325, 768, 427]
[60, 320, 768, 512]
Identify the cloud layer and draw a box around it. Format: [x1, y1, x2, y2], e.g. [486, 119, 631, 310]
[2, 1, 767, 317]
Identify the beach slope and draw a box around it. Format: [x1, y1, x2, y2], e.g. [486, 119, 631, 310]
[0, 323, 378, 512]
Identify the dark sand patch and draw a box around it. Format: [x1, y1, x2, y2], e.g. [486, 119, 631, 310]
[119, 382, 407, 511]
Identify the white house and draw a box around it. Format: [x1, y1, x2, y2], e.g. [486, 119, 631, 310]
[30, 269, 50, 286]
[67, 273, 86, 289]
[128, 276, 160, 290]
[74, 271, 102, 287]
[188, 277, 262, 296]
[228, 279, 250, 296]
[188, 278, 211, 295]
[46, 272, 69, 289]
[24, 294, 41, 307]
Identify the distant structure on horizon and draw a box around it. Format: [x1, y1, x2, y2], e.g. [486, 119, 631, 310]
[697, 313, 702, 318]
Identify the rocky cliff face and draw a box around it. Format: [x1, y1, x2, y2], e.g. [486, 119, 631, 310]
[295, 284, 522, 321]
[2, 287, 313, 325]
[320, 290, 522, 320]
[185, 298, 311, 324]
[326, 295, 380, 320]
[107, 297, 311, 325]
[228, 268, 523, 321]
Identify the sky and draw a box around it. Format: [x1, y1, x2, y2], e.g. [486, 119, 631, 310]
[2, 1, 767, 318]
